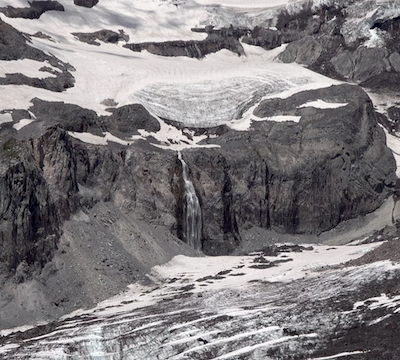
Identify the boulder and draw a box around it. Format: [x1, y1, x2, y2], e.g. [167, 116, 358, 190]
[74, 0, 99, 8]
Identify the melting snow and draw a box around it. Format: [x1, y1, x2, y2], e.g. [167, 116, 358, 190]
[0, 113, 13, 125]
[310, 351, 367, 360]
[13, 118, 35, 130]
[297, 99, 348, 109]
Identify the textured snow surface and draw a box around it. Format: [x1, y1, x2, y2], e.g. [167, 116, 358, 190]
[2, 242, 400, 359]
[0, 0, 341, 130]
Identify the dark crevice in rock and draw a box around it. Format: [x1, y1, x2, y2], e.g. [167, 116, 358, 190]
[372, 16, 400, 52]
[0, 1, 64, 19]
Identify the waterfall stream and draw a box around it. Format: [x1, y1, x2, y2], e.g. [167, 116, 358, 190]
[178, 151, 202, 250]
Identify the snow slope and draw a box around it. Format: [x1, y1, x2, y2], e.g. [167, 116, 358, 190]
[0, 0, 341, 130]
[1, 242, 400, 359]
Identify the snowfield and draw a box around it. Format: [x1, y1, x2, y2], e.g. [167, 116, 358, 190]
[1, 242, 400, 359]
[0, 0, 341, 130]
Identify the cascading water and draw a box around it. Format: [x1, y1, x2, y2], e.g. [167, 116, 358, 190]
[178, 151, 202, 251]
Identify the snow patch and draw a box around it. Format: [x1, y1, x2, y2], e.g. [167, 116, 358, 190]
[13, 118, 35, 130]
[383, 129, 400, 177]
[0, 59, 58, 79]
[297, 99, 348, 109]
[0, 112, 13, 125]
[310, 351, 367, 360]
[68, 131, 134, 146]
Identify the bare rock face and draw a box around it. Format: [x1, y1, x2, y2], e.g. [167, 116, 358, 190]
[27, 85, 397, 256]
[180, 85, 396, 254]
[102, 104, 160, 136]
[331, 47, 391, 82]
[124, 26, 246, 58]
[273, 2, 400, 85]
[0, 138, 60, 275]
[0, 19, 75, 91]
[72, 29, 129, 46]
[74, 0, 99, 8]
[1, 85, 394, 266]
[0, 1, 64, 19]
[242, 27, 281, 50]
[279, 36, 325, 66]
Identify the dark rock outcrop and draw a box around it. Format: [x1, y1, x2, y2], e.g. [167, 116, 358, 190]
[181, 85, 395, 253]
[0, 71, 75, 92]
[72, 29, 129, 46]
[0, 138, 60, 274]
[28, 100, 160, 136]
[0, 19, 75, 91]
[29, 99, 102, 133]
[273, 2, 400, 86]
[0, 1, 64, 19]
[124, 26, 245, 58]
[0, 19, 51, 62]
[124, 38, 244, 58]
[242, 26, 281, 50]
[74, 0, 99, 8]
[102, 104, 160, 136]
[331, 47, 391, 82]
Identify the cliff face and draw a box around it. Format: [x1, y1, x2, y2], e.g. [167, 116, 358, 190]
[0, 84, 394, 278]
[180, 85, 396, 254]
[0, 139, 60, 275]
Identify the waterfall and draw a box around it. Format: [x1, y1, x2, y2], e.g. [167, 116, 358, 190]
[178, 151, 202, 250]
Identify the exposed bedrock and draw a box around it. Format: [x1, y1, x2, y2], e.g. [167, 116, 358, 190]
[0, 138, 60, 275]
[72, 29, 129, 46]
[274, 2, 400, 86]
[172, 84, 396, 254]
[0, 1, 64, 19]
[74, 0, 99, 8]
[2, 84, 393, 265]
[0, 71, 75, 92]
[0, 83, 394, 281]
[241, 26, 281, 50]
[124, 26, 245, 58]
[0, 19, 75, 90]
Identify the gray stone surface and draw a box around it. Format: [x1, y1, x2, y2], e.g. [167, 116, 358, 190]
[74, 0, 99, 8]
[279, 36, 325, 66]
[72, 29, 129, 46]
[0, 1, 64, 19]
[331, 47, 391, 82]
[124, 26, 246, 58]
